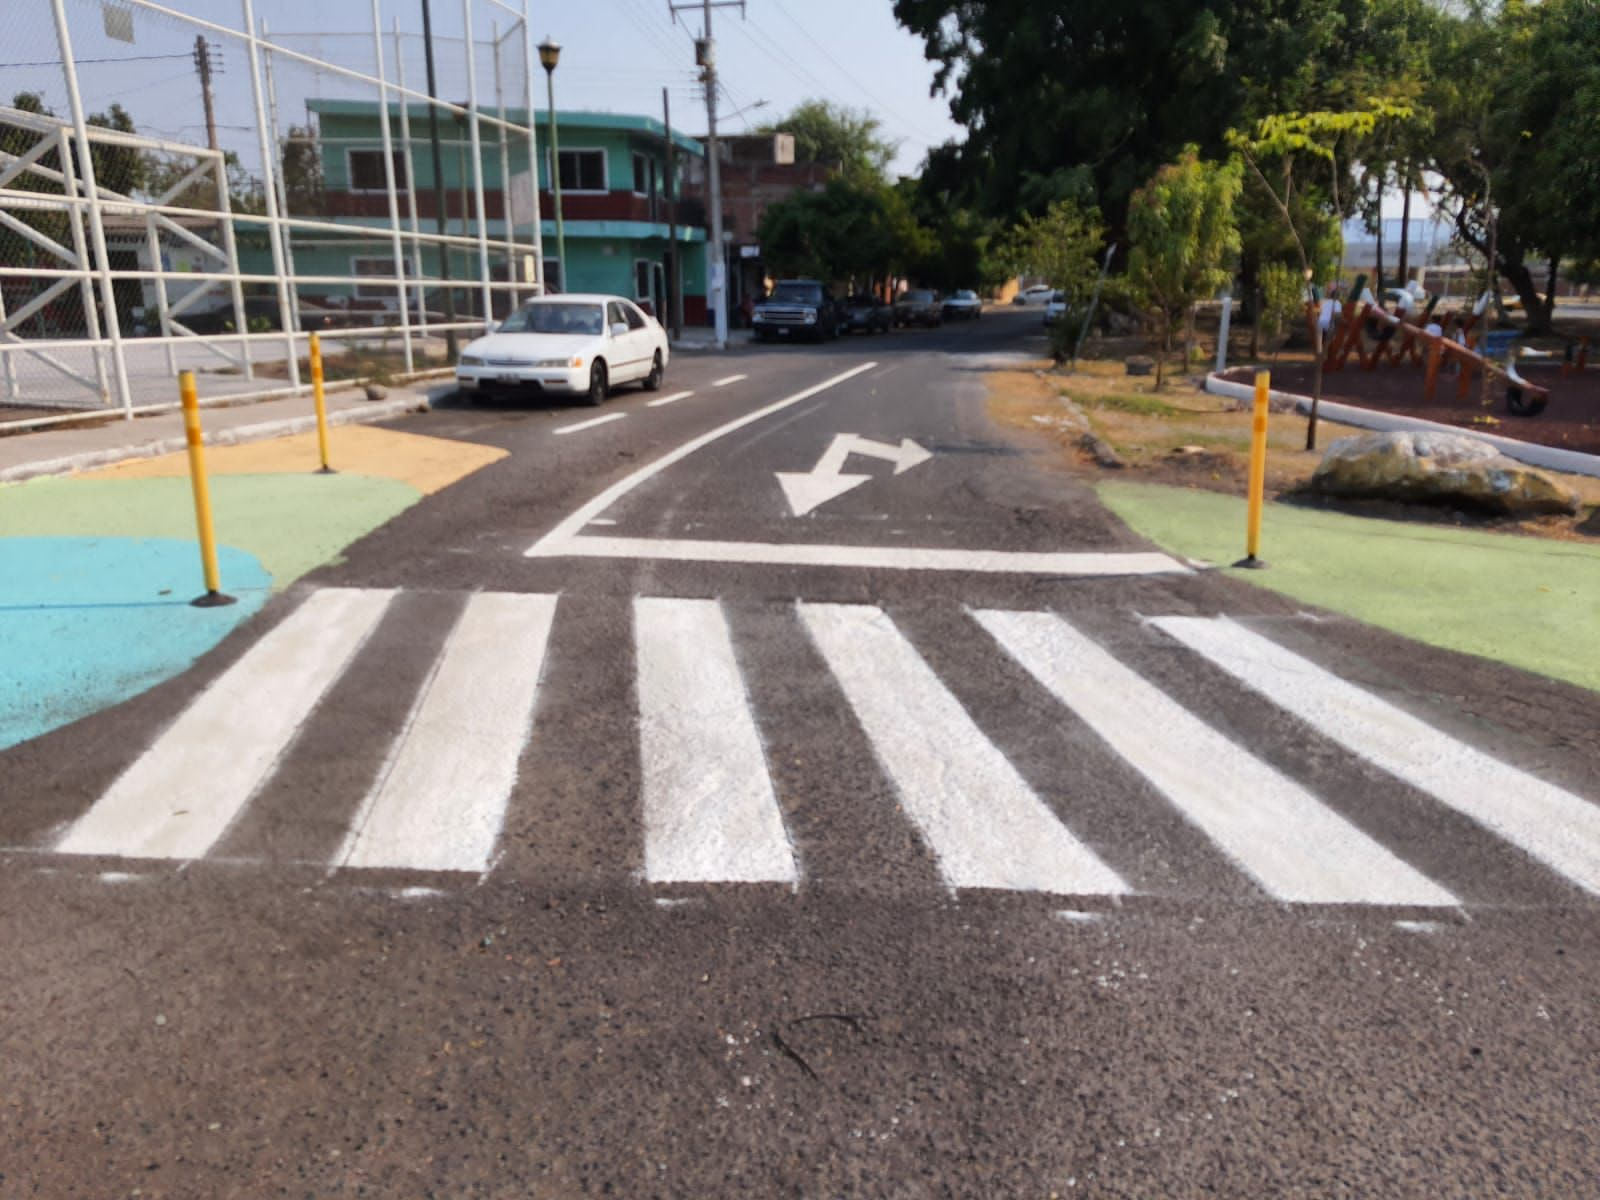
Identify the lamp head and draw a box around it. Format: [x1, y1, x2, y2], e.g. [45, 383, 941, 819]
[537, 37, 561, 73]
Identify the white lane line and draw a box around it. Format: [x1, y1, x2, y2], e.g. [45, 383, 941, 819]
[337, 592, 557, 873]
[552, 535, 1190, 577]
[800, 602, 1128, 896]
[527, 362, 878, 549]
[712, 374, 748, 387]
[646, 389, 694, 408]
[635, 597, 797, 884]
[58, 588, 394, 860]
[553, 412, 627, 436]
[976, 610, 1457, 906]
[1153, 616, 1600, 897]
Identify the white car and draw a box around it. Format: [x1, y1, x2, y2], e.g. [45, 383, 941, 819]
[1013, 284, 1055, 306]
[1044, 291, 1068, 325]
[455, 294, 669, 405]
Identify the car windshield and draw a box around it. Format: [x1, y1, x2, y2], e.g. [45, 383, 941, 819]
[498, 302, 604, 336]
[769, 283, 823, 304]
[904, 290, 934, 303]
[954, 290, 977, 300]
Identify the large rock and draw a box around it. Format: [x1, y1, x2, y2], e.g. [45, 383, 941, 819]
[1311, 431, 1579, 516]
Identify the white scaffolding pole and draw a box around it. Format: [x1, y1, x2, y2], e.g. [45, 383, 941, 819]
[492, 21, 515, 304]
[463, 0, 494, 327]
[372, 0, 415, 373]
[394, 19, 430, 346]
[520, 0, 545, 294]
[240, 0, 301, 388]
[53, 124, 113, 398]
[51, 0, 134, 415]
[261, 18, 302, 341]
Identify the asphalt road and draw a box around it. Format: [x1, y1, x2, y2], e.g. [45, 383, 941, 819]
[4, 308, 1599, 1197]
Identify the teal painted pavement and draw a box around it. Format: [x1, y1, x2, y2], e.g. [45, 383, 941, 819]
[0, 537, 271, 751]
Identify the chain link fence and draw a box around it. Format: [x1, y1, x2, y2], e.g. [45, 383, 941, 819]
[0, 0, 544, 426]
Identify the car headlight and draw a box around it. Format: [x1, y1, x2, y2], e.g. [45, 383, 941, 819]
[459, 353, 484, 366]
[803, 311, 816, 324]
[534, 356, 584, 368]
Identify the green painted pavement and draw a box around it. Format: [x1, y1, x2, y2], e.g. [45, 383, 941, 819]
[1, 472, 421, 590]
[1099, 480, 1600, 694]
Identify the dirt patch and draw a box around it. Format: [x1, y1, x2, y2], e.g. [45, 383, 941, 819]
[991, 356, 1600, 543]
[1224, 360, 1600, 456]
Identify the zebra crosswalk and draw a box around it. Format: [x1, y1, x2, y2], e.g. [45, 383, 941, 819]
[21, 587, 1600, 911]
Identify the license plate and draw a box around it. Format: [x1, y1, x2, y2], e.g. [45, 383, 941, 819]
[497, 374, 521, 385]
[777, 327, 790, 337]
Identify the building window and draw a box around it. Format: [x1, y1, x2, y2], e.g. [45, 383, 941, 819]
[351, 255, 414, 298]
[632, 151, 659, 197]
[347, 148, 408, 193]
[543, 258, 563, 293]
[552, 148, 606, 192]
[634, 259, 654, 302]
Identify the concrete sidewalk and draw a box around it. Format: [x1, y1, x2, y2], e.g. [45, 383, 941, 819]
[0, 380, 449, 484]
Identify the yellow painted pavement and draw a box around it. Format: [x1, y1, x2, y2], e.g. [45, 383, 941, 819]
[89, 425, 507, 495]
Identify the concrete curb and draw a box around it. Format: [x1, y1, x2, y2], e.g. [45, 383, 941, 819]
[0, 394, 432, 485]
[1203, 371, 1600, 481]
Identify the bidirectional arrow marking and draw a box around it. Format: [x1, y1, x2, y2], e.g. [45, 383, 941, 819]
[776, 433, 933, 517]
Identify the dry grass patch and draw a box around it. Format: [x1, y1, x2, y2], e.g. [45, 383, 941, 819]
[988, 355, 1600, 541]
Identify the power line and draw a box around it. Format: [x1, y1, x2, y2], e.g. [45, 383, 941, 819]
[0, 53, 190, 68]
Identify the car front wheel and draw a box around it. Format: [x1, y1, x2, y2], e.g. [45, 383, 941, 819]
[643, 351, 664, 391]
[586, 360, 608, 406]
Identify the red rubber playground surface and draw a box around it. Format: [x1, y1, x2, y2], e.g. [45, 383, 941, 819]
[1225, 361, 1600, 456]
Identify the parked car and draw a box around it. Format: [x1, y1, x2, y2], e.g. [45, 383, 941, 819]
[1013, 284, 1055, 306]
[752, 279, 848, 342]
[455, 294, 668, 406]
[1044, 291, 1069, 325]
[894, 288, 942, 328]
[941, 289, 982, 320]
[843, 293, 892, 334]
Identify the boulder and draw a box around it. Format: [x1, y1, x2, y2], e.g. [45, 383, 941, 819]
[1310, 431, 1579, 516]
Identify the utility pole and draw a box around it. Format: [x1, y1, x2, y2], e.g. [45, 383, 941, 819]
[420, 0, 457, 360]
[192, 35, 219, 152]
[663, 87, 682, 339]
[669, 0, 744, 349]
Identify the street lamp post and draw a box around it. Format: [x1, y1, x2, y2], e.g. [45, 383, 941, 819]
[538, 37, 566, 292]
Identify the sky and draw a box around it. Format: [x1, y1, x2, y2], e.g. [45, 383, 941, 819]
[2, 0, 966, 179]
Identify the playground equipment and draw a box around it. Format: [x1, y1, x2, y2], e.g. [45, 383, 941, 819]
[1312, 276, 1550, 416]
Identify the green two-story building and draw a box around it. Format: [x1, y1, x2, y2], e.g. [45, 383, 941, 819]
[292, 99, 709, 323]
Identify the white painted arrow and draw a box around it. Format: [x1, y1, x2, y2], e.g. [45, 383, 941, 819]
[776, 433, 933, 516]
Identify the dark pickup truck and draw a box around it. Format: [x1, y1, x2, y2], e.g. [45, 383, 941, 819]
[752, 280, 847, 342]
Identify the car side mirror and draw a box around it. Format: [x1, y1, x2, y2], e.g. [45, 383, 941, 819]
[485, 320, 500, 334]
[611, 322, 628, 337]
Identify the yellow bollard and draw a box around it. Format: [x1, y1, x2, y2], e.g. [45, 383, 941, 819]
[309, 331, 334, 474]
[180, 370, 235, 607]
[1237, 370, 1270, 569]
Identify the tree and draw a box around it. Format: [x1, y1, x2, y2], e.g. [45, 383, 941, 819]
[891, 0, 1408, 228]
[1126, 148, 1242, 389]
[757, 100, 895, 183]
[1228, 96, 1412, 445]
[757, 176, 924, 288]
[993, 199, 1103, 302]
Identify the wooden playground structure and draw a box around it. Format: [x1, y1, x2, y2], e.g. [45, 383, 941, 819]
[1309, 273, 1595, 418]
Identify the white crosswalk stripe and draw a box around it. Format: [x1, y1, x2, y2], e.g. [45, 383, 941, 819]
[635, 597, 798, 884]
[976, 609, 1458, 906]
[800, 602, 1129, 896]
[58, 587, 394, 860]
[336, 592, 558, 874]
[1153, 616, 1600, 898]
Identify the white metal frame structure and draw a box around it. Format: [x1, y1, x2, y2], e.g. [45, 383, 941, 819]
[0, 0, 546, 423]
